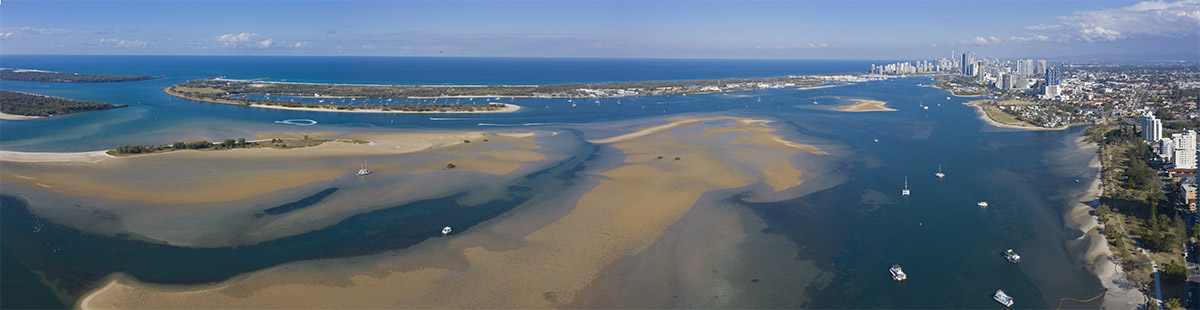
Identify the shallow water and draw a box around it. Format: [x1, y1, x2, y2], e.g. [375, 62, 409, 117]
[0, 56, 1104, 309]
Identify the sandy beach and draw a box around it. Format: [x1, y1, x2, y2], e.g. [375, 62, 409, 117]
[963, 100, 1071, 131]
[0, 111, 44, 120]
[76, 116, 832, 309]
[245, 102, 521, 114]
[834, 99, 896, 112]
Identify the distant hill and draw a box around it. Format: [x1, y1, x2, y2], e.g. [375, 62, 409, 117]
[0, 90, 126, 117]
[0, 69, 163, 83]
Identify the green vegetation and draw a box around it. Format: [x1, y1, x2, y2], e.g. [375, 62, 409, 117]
[445, 163, 456, 170]
[0, 90, 127, 117]
[0, 69, 162, 83]
[1163, 263, 1187, 284]
[1088, 124, 1189, 299]
[165, 81, 509, 113]
[108, 137, 354, 156]
[979, 105, 1037, 127]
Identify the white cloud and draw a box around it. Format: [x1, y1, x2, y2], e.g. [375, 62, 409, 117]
[973, 36, 990, 45]
[99, 38, 148, 48]
[215, 32, 274, 48]
[1049, 0, 1199, 41]
[792, 42, 832, 49]
[930, 43, 938, 47]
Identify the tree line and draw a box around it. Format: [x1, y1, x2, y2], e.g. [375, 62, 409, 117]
[0, 90, 126, 117]
[0, 69, 162, 83]
[113, 138, 257, 155]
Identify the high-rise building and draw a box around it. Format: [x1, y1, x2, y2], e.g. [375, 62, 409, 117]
[1036, 60, 1047, 75]
[961, 52, 973, 75]
[1162, 138, 1176, 162]
[1043, 65, 1062, 99]
[1174, 130, 1197, 169]
[1001, 74, 1013, 90]
[1142, 113, 1162, 140]
[1046, 65, 1060, 85]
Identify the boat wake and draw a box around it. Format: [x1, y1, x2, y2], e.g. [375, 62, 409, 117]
[274, 119, 318, 126]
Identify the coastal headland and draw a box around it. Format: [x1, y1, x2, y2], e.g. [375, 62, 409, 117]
[75, 116, 835, 309]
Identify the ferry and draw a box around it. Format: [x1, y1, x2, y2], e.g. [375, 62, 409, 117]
[902, 177, 910, 196]
[442, 226, 453, 236]
[357, 160, 372, 176]
[1004, 249, 1021, 263]
[889, 264, 907, 281]
[993, 290, 1014, 307]
[977, 201, 989, 207]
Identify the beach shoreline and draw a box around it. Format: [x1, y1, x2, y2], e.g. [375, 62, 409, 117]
[0, 111, 45, 120]
[963, 100, 1075, 131]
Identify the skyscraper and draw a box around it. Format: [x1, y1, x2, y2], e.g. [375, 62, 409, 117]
[1046, 65, 1060, 86]
[1142, 113, 1162, 140]
[1176, 130, 1198, 169]
[961, 52, 972, 76]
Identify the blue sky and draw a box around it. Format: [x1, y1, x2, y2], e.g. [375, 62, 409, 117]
[1, 0, 1197, 60]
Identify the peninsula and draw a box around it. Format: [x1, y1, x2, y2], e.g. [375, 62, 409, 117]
[0, 90, 127, 119]
[162, 74, 834, 113]
[1, 69, 163, 83]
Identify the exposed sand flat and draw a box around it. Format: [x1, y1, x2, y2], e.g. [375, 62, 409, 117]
[834, 99, 896, 112]
[78, 117, 827, 309]
[588, 116, 727, 144]
[1, 132, 542, 205]
[0, 112, 44, 120]
[0, 150, 113, 163]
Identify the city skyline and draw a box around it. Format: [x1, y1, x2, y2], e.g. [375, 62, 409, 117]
[1, 0, 1198, 60]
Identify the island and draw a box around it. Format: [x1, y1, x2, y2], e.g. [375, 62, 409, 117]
[0, 69, 163, 83]
[163, 75, 834, 113]
[0, 90, 127, 119]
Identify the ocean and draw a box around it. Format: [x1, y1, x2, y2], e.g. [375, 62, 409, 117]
[0, 55, 1103, 308]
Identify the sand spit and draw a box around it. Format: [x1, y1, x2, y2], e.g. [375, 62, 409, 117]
[834, 99, 896, 112]
[0, 150, 113, 163]
[795, 83, 852, 91]
[242, 103, 520, 114]
[79, 117, 828, 309]
[0, 112, 44, 120]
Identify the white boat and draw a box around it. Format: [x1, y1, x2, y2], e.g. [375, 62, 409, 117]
[902, 177, 910, 196]
[935, 164, 945, 178]
[994, 290, 1014, 307]
[357, 160, 372, 176]
[889, 264, 907, 281]
[1004, 249, 1021, 263]
[923, 106, 929, 110]
[977, 201, 989, 207]
[442, 226, 453, 236]
[946, 96, 951, 100]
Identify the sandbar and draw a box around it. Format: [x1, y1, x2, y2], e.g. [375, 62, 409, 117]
[0, 111, 44, 120]
[77, 117, 830, 309]
[834, 99, 896, 112]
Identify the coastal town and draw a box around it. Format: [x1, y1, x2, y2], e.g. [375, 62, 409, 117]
[874, 53, 1200, 309]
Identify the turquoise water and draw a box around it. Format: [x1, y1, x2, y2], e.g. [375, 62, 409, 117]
[0, 56, 1103, 308]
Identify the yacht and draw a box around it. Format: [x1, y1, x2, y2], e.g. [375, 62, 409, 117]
[994, 290, 1014, 307]
[1004, 249, 1021, 263]
[977, 201, 989, 207]
[902, 177, 910, 196]
[357, 160, 372, 176]
[889, 264, 907, 281]
[442, 226, 453, 236]
[935, 165, 945, 178]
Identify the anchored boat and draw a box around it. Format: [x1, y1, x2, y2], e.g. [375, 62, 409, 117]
[889, 265, 907, 281]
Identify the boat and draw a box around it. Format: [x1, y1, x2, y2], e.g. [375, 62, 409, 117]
[923, 106, 929, 110]
[994, 290, 1014, 307]
[977, 201, 989, 207]
[889, 264, 907, 281]
[357, 160, 372, 176]
[946, 96, 951, 100]
[442, 226, 453, 236]
[1004, 249, 1021, 263]
[935, 164, 945, 178]
[902, 177, 910, 196]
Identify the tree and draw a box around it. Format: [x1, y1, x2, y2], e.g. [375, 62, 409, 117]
[1163, 263, 1187, 284]
[445, 163, 456, 170]
[237, 138, 246, 147]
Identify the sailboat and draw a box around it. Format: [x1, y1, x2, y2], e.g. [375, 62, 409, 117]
[902, 177, 910, 196]
[935, 164, 945, 178]
[357, 160, 372, 176]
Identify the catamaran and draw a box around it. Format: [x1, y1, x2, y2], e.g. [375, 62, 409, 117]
[902, 177, 910, 196]
[889, 265, 907, 281]
[994, 290, 1014, 307]
[357, 160, 372, 176]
